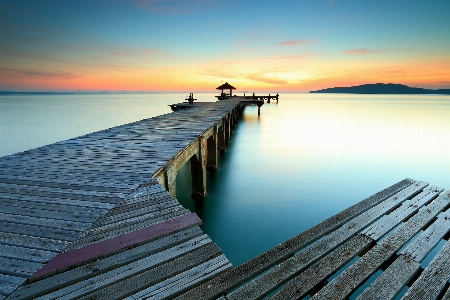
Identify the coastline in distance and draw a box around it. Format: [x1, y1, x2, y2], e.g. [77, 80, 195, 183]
[310, 83, 450, 95]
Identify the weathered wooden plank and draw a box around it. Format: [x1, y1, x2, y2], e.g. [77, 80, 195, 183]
[0, 183, 123, 202]
[126, 255, 231, 300]
[362, 186, 443, 241]
[4, 163, 146, 181]
[119, 193, 178, 210]
[104, 194, 175, 218]
[355, 255, 421, 300]
[0, 187, 118, 207]
[310, 191, 450, 300]
[0, 257, 44, 278]
[401, 211, 450, 261]
[401, 239, 450, 300]
[0, 243, 56, 264]
[0, 204, 100, 223]
[0, 177, 123, 193]
[0, 168, 148, 186]
[79, 206, 188, 236]
[0, 274, 26, 296]
[225, 181, 427, 300]
[0, 221, 80, 241]
[126, 183, 168, 200]
[66, 209, 190, 251]
[32, 213, 201, 278]
[355, 212, 450, 300]
[174, 178, 418, 300]
[0, 212, 91, 232]
[0, 232, 68, 252]
[9, 227, 203, 299]
[0, 172, 143, 191]
[442, 286, 450, 300]
[269, 234, 373, 300]
[110, 190, 171, 211]
[82, 254, 228, 300]
[0, 167, 148, 182]
[0, 195, 108, 214]
[33, 237, 215, 299]
[92, 199, 180, 227]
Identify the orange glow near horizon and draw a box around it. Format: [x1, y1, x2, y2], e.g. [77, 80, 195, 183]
[2, 55, 449, 93]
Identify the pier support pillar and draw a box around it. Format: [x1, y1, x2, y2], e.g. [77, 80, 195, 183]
[191, 137, 207, 202]
[224, 116, 231, 142]
[257, 103, 263, 116]
[164, 164, 177, 199]
[229, 111, 234, 133]
[206, 125, 218, 171]
[218, 124, 226, 152]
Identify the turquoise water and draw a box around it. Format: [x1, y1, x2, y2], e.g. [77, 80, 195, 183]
[1, 93, 450, 268]
[176, 93, 450, 266]
[0, 93, 215, 156]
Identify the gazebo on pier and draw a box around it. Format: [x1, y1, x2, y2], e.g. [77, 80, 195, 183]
[216, 82, 236, 99]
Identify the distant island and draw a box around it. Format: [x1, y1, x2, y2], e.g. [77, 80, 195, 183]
[310, 83, 450, 95]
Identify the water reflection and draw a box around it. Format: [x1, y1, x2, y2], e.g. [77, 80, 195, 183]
[176, 94, 450, 266]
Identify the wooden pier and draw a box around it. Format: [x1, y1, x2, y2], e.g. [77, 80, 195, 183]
[0, 97, 256, 299]
[1, 94, 450, 299]
[176, 179, 450, 300]
[244, 93, 279, 103]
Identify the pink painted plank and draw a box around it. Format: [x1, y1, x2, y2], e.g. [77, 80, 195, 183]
[32, 213, 201, 278]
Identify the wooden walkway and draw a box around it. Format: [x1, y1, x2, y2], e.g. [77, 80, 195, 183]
[176, 179, 450, 300]
[0, 98, 254, 299]
[2, 95, 450, 299]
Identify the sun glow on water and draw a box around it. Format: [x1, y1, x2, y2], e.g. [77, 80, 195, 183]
[177, 93, 450, 265]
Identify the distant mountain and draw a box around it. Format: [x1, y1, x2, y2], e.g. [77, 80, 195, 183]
[310, 83, 450, 95]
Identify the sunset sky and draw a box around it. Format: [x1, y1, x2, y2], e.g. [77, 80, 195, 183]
[0, 0, 449, 92]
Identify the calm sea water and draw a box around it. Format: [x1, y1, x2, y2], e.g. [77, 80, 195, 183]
[1, 93, 450, 275]
[175, 93, 450, 268]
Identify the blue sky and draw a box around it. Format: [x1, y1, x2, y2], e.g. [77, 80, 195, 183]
[1, 0, 449, 91]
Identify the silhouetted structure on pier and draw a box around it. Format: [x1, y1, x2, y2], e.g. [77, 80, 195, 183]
[216, 82, 236, 99]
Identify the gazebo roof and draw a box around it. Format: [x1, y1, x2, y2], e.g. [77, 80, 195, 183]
[216, 82, 236, 90]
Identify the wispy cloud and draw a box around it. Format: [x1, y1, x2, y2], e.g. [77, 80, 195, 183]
[21, 70, 80, 79]
[276, 40, 313, 46]
[109, 48, 167, 58]
[247, 73, 288, 85]
[134, 0, 221, 14]
[1, 68, 80, 79]
[342, 48, 406, 55]
[263, 53, 316, 60]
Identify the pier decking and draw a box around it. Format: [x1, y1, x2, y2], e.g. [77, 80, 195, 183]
[176, 179, 450, 300]
[1, 97, 255, 299]
[1, 95, 450, 299]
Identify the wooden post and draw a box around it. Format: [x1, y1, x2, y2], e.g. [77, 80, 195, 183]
[190, 137, 207, 201]
[257, 102, 263, 116]
[230, 110, 235, 132]
[164, 164, 177, 199]
[224, 115, 230, 142]
[218, 123, 226, 152]
[206, 125, 218, 171]
[268, 94, 271, 103]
